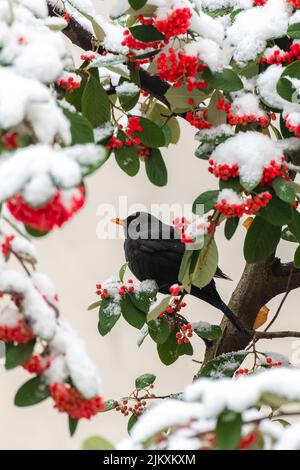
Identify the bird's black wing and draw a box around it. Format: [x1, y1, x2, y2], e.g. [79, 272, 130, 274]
[124, 237, 185, 293]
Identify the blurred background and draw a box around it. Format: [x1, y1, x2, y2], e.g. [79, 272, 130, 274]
[0, 0, 299, 449]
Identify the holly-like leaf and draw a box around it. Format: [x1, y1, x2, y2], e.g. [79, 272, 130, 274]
[193, 322, 222, 341]
[277, 60, 300, 102]
[148, 317, 170, 344]
[129, 0, 148, 10]
[115, 131, 140, 176]
[121, 295, 146, 329]
[288, 23, 300, 39]
[130, 25, 164, 42]
[64, 109, 94, 145]
[216, 410, 242, 450]
[273, 178, 296, 204]
[206, 68, 243, 93]
[145, 148, 168, 186]
[165, 85, 208, 113]
[244, 216, 281, 263]
[5, 340, 35, 370]
[157, 332, 179, 365]
[128, 415, 138, 435]
[191, 237, 219, 289]
[192, 190, 219, 214]
[225, 217, 239, 240]
[135, 373, 156, 389]
[82, 71, 111, 127]
[98, 298, 121, 336]
[147, 296, 172, 322]
[259, 194, 293, 226]
[199, 351, 248, 378]
[15, 376, 50, 407]
[119, 262, 128, 282]
[294, 245, 300, 268]
[138, 117, 166, 148]
[69, 417, 79, 437]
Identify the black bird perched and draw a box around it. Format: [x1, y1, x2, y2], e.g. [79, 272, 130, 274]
[112, 212, 248, 333]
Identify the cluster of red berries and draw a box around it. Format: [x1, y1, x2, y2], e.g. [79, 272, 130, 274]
[117, 280, 135, 296]
[23, 355, 50, 374]
[265, 356, 283, 367]
[156, 48, 208, 91]
[95, 283, 110, 300]
[0, 318, 34, 344]
[154, 7, 192, 40]
[159, 297, 187, 318]
[186, 110, 212, 130]
[80, 53, 96, 62]
[176, 323, 193, 345]
[138, 145, 151, 160]
[106, 118, 143, 149]
[208, 161, 239, 180]
[169, 284, 182, 297]
[288, 0, 300, 8]
[173, 216, 209, 245]
[1, 235, 15, 257]
[50, 383, 105, 420]
[216, 193, 272, 218]
[239, 433, 256, 450]
[260, 43, 300, 65]
[56, 75, 81, 93]
[6, 187, 85, 233]
[253, 0, 268, 5]
[285, 117, 300, 138]
[260, 158, 288, 185]
[217, 99, 272, 128]
[1, 131, 19, 150]
[235, 368, 250, 376]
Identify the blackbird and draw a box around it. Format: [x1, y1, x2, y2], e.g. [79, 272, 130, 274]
[113, 212, 247, 333]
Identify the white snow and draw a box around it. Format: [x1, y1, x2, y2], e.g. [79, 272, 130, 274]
[116, 82, 139, 96]
[211, 131, 283, 185]
[217, 189, 242, 205]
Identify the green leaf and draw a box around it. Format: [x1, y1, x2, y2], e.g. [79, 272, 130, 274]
[288, 209, 300, 242]
[63, 110, 94, 145]
[129, 0, 148, 10]
[119, 262, 128, 282]
[82, 436, 115, 450]
[277, 61, 300, 102]
[121, 295, 146, 329]
[25, 226, 49, 238]
[244, 216, 281, 263]
[145, 148, 168, 186]
[148, 318, 170, 344]
[225, 217, 239, 240]
[191, 237, 219, 289]
[115, 131, 140, 176]
[273, 178, 296, 204]
[165, 85, 207, 113]
[288, 23, 300, 39]
[206, 68, 243, 92]
[15, 377, 50, 407]
[5, 340, 35, 370]
[98, 299, 121, 336]
[130, 25, 164, 42]
[294, 245, 300, 268]
[193, 322, 222, 341]
[216, 410, 242, 450]
[88, 300, 102, 311]
[135, 373, 156, 389]
[177, 340, 193, 357]
[199, 351, 248, 378]
[148, 103, 180, 144]
[69, 417, 79, 437]
[206, 90, 228, 126]
[147, 296, 172, 322]
[178, 250, 193, 291]
[259, 194, 293, 226]
[138, 117, 165, 148]
[281, 226, 298, 243]
[128, 414, 138, 435]
[192, 190, 219, 214]
[82, 71, 111, 127]
[157, 332, 180, 365]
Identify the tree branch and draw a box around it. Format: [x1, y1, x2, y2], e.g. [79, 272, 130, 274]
[203, 256, 300, 364]
[47, 3, 170, 106]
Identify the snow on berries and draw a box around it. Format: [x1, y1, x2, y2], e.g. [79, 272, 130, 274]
[209, 132, 285, 188]
[216, 189, 273, 218]
[6, 187, 85, 233]
[56, 72, 81, 93]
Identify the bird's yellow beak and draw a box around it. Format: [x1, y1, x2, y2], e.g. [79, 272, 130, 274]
[111, 217, 124, 226]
